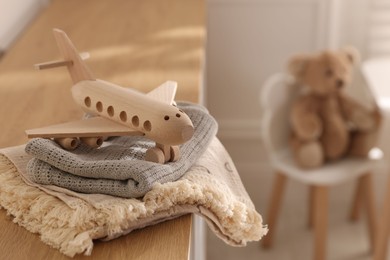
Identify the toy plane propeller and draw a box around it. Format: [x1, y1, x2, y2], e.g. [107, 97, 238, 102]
[26, 29, 194, 164]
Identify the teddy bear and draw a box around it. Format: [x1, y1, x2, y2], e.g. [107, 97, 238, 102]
[287, 47, 382, 168]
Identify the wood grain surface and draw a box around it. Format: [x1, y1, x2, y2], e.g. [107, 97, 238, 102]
[0, 0, 205, 258]
[0, 212, 192, 260]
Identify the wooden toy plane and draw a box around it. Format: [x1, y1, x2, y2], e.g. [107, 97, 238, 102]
[25, 29, 194, 164]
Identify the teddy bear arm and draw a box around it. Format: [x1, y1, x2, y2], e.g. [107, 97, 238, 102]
[291, 96, 322, 140]
[339, 95, 376, 131]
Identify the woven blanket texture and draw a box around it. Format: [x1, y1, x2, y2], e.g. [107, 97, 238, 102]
[25, 102, 217, 198]
[0, 137, 267, 257]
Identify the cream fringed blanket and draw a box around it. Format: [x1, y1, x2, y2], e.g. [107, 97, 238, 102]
[0, 138, 267, 257]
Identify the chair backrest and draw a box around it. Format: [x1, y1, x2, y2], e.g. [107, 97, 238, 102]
[260, 73, 298, 157]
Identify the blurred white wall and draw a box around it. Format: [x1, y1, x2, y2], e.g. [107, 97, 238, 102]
[206, 0, 328, 138]
[0, 0, 47, 51]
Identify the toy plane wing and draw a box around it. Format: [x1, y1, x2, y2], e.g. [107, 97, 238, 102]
[26, 117, 143, 138]
[146, 81, 177, 105]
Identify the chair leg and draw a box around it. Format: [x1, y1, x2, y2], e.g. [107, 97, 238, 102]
[373, 176, 390, 260]
[349, 178, 364, 221]
[360, 173, 377, 251]
[262, 172, 287, 249]
[313, 186, 328, 260]
[308, 186, 315, 228]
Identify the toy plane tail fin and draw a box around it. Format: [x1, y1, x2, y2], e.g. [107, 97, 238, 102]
[34, 29, 95, 84]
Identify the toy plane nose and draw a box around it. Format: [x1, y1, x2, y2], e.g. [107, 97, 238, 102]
[182, 125, 194, 142]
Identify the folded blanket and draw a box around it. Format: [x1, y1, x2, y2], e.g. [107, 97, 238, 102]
[0, 138, 268, 257]
[25, 102, 217, 198]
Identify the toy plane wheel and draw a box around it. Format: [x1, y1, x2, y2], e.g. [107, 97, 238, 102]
[80, 136, 104, 148]
[54, 137, 80, 150]
[145, 147, 165, 164]
[170, 146, 180, 162]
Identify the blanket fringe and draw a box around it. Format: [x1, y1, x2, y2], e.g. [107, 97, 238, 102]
[144, 175, 268, 245]
[0, 155, 96, 257]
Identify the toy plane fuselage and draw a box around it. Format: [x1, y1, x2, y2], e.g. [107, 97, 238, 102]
[71, 79, 193, 145]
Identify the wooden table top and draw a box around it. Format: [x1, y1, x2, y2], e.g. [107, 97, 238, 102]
[0, 0, 205, 259]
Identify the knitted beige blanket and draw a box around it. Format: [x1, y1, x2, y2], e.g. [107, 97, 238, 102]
[0, 137, 267, 257]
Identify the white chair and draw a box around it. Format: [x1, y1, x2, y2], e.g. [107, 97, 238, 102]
[260, 73, 384, 260]
[362, 57, 390, 260]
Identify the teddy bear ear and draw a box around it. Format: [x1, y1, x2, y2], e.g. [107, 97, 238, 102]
[340, 46, 361, 64]
[287, 54, 309, 78]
